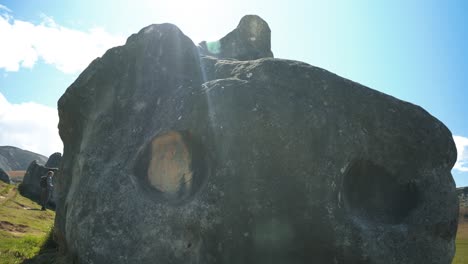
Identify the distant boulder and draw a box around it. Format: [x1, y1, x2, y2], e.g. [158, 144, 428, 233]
[21, 160, 48, 200]
[0, 168, 10, 184]
[20, 153, 60, 205]
[45, 152, 62, 168]
[457, 186, 468, 207]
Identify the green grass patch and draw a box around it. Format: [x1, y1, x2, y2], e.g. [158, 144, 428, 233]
[0, 184, 13, 196]
[0, 232, 48, 263]
[0, 182, 55, 264]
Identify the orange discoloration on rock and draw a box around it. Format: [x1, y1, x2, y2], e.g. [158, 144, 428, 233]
[147, 131, 192, 194]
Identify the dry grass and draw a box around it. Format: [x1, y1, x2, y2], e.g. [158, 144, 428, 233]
[457, 207, 468, 238]
[453, 206, 468, 264]
[6, 171, 26, 182]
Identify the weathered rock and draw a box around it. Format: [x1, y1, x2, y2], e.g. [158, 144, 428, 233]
[457, 186, 468, 196]
[21, 153, 59, 204]
[0, 168, 10, 184]
[45, 152, 62, 168]
[55, 16, 458, 264]
[458, 187, 468, 207]
[21, 160, 48, 200]
[198, 15, 273, 60]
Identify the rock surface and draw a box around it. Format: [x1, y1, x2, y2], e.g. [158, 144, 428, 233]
[458, 187, 468, 207]
[0, 168, 10, 184]
[21, 160, 49, 200]
[198, 15, 273, 60]
[45, 152, 62, 168]
[21, 152, 61, 204]
[0, 146, 48, 171]
[55, 16, 458, 264]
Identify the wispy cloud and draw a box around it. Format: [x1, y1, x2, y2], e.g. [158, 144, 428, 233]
[0, 4, 11, 13]
[0, 92, 62, 156]
[0, 7, 125, 73]
[454, 135, 468, 172]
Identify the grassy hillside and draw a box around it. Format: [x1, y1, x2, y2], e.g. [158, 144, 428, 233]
[0, 181, 55, 264]
[7, 171, 26, 183]
[0, 146, 48, 171]
[454, 206, 468, 264]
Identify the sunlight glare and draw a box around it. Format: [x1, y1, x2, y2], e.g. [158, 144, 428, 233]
[144, 0, 224, 43]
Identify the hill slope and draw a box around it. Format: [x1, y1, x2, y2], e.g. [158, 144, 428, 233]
[0, 146, 47, 171]
[0, 181, 55, 264]
[454, 187, 468, 263]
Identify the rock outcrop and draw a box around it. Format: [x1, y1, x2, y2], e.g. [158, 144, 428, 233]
[0, 146, 48, 171]
[198, 15, 273, 60]
[0, 168, 10, 184]
[55, 15, 458, 264]
[21, 152, 61, 204]
[21, 160, 49, 200]
[45, 152, 62, 168]
[458, 186, 468, 208]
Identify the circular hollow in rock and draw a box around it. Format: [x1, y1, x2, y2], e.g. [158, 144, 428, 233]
[343, 160, 419, 224]
[147, 131, 193, 196]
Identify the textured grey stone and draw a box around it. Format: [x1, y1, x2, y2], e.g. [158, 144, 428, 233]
[21, 160, 48, 199]
[45, 152, 62, 168]
[0, 168, 10, 184]
[21, 154, 59, 204]
[55, 17, 458, 264]
[198, 15, 273, 60]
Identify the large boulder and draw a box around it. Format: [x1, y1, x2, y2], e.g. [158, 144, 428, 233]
[55, 16, 458, 264]
[0, 168, 10, 184]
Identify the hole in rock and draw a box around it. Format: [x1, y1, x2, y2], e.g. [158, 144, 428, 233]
[134, 130, 206, 201]
[343, 160, 419, 224]
[147, 131, 193, 195]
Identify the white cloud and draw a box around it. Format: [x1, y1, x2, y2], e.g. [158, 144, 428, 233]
[0, 8, 125, 73]
[454, 135, 468, 172]
[0, 92, 62, 156]
[0, 4, 11, 13]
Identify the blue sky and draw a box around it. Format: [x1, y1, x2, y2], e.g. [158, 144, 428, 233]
[0, 0, 467, 186]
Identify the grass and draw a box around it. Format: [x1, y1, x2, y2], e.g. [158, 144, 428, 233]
[453, 207, 468, 264]
[0, 184, 13, 197]
[454, 239, 468, 264]
[7, 171, 26, 182]
[0, 181, 55, 264]
[0, 233, 48, 261]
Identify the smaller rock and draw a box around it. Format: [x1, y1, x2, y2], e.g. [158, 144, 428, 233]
[0, 168, 10, 184]
[45, 152, 62, 168]
[199, 15, 274, 60]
